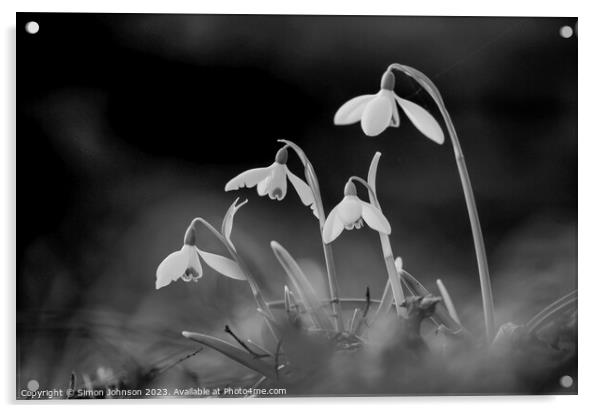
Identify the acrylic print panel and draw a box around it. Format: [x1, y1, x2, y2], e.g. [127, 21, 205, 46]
[17, 13, 577, 399]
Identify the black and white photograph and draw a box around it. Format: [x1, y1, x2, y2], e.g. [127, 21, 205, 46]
[15, 11, 579, 400]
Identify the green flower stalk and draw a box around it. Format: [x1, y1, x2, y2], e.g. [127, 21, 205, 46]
[156, 203, 278, 340]
[278, 140, 344, 333]
[334, 64, 495, 343]
[344, 175, 405, 318]
[189, 217, 274, 323]
[155, 222, 246, 289]
[225, 140, 344, 332]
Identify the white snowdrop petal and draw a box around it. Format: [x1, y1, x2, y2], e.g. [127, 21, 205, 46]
[222, 198, 248, 242]
[197, 249, 247, 280]
[185, 245, 204, 276]
[225, 166, 271, 192]
[360, 201, 391, 234]
[322, 209, 345, 244]
[395, 96, 445, 144]
[268, 164, 287, 200]
[336, 196, 363, 226]
[361, 95, 393, 137]
[333, 94, 374, 125]
[257, 176, 270, 196]
[285, 167, 318, 218]
[156, 249, 187, 289]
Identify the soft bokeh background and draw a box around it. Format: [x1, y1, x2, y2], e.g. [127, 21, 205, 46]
[17, 14, 576, 394]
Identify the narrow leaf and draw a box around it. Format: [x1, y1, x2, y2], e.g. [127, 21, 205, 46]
[348, 308, 361, 334]
[526, 290, 577, 334]
[491, 322, 523, 352]
[252, 307, 282, 342]
[367, 152, 382, 207]
[247, 339, 274, 358]
[268, 297, 385, 311]
[221, 197, 248, 244]
[436, 279, 462, 326]
[373, 280, 394, 321]
[284, 285, 292, 313]
[182, 331, 276, 380]
[270, 241, 333, 331]
[367, 152, 405, 316]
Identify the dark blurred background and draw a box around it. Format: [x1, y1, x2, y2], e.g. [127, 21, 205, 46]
[17, 14, 577, 392]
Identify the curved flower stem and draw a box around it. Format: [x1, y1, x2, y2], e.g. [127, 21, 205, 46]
[387, 63, 495, 343]
[277, 139, 344, 332]
[190, 218, 277, 339]
[349, 176, 405, 318]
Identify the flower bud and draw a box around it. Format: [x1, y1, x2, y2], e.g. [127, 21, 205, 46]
[344, 180, 357, 196]
[275, 147, 289, 164]
[183, 224, 196, 245]
[380, 70, 395, 91]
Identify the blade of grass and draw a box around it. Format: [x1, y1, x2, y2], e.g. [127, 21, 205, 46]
[247, 340, 275, 358]
[526, 290, 577, 334]
[362, 153, 405, 317]
[221, 197, 248, 248]
[182, 331, 277, 380]
[372, 280, 394, 322]
[269, 297, 388, 311]
[224, 325, 270, 358]
[149, 348, 204, 379]
[436, 279, 462, 326]
[347, 308, 361, 333]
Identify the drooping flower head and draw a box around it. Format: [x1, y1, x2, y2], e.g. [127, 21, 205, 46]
[225, 146, 317, 217]
[322, 181, 391, 244]
[156, 223, 246, 289]
[156, 225, 203, 289]
[334, 70, 444, 143]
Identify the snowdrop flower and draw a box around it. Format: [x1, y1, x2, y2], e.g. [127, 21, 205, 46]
[225, 147, 317, 216]
[322, 181, 391, 244]
[156, 225, 204, 289]
[156, 225, 246, 289]
[334, 70, 444, 143]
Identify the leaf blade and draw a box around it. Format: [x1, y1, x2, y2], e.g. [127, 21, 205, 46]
[366, 152, 405, 317]
[436, 279, 462, 326]
[182, 331, 276, 380]
[270, 241, 333, 331]
[221, 197, 248, 243]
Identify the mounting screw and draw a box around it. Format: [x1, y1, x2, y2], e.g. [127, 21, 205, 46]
[25, 21, 39, 34]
